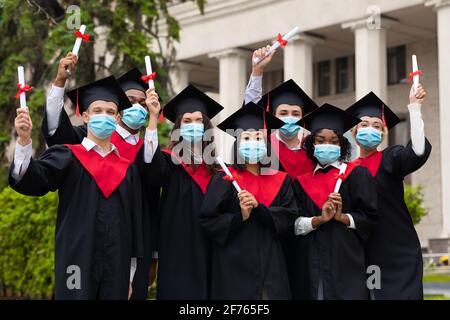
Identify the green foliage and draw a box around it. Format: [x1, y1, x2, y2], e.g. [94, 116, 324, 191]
[404, 184, 428, 225]
[0, 187, 57, 299]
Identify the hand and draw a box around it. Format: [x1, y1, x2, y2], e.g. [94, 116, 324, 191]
[145, 88, 161, 116]
[238, 190, 255, 221]
[320, 199, 336, 223]
[252, 45, 275, 76]
[128, 282, 133, 300]
[329, 193, 344, 222]
[54, 52, 78, 86]
[238, 190, 258, 208]
[15, 108, 32, 146]
[409, 83, 426, 105]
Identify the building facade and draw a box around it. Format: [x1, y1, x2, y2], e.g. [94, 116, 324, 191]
[162, 0, 450, 251]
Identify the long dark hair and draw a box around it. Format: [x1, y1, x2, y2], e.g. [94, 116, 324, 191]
[304, 129, 352, 165]
[168, 113, 218, 175]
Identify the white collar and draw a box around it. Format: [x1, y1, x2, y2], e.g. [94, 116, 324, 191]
[81, 137, 119, 158]
[313, 160, 343, 175]
[116, 124, 140, 143]
[274, 130, 303, 151]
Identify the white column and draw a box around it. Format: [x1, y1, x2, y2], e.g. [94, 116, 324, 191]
[342, 18, 392, 101]
[169, 62, 193, 97]
[209, 48, 249, 161]
[426, 0, 450, 238]
[283, 34, 322, 96]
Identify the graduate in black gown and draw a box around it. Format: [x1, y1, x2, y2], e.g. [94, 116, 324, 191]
[41, 55, 160, 299]
[346, 85, 431, 300]
[290, 104, 378, 300]
[199, 102, 298, 300]
[9, 76, 143, 299]
[143, 85, 223, 299]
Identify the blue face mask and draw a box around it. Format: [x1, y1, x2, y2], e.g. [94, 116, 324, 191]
[279, 116, 301, 138]
[88, 114, 117, 140]
[314, 144, 341, 166]
[180, 123, 204, 143]
[356, 127, 382, 150]
[122, 103, 148, 130]
[239, 140, 267, 164]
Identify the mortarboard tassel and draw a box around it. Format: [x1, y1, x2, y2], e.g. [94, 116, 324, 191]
[75, 89, 81, 117]
[381, 103, 386, 128]
[300, 129, 305, 147]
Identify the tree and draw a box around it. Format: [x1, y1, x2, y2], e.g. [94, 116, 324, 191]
[404, 184, 428, 225]
[0, 0, 206, 187]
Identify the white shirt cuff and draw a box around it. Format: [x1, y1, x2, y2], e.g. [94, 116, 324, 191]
[12, 140, 33, 181]
[408, 103, 425, 156]
[152, 252, 158, 259]
[294, 216, 316, 236]
[130, 257, 137, 283]
[346, 214, 356, 229]
[143, 129, 158, 163]
[48, 85, 65, 98]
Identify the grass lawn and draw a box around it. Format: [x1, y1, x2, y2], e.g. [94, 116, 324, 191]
[423, 274, 450, 283]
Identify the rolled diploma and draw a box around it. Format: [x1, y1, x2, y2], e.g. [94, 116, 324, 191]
[412, 55, 419, 95]
[253, 26, 301, 65]
[72, 24, 86, 56]
[333, 163, 347, 193]
[17, 66, 27, 109]
[145, 55, 154, 89]
[216, 156, 242, 192]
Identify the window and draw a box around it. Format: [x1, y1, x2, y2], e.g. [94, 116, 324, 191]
[387, 45, 406, 85]
[318, 60, 331, 97]
[336, 57, 350, 94]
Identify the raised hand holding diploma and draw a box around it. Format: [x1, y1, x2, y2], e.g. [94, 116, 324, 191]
[66, 25, 90, 77]
[142, 55, 157, 89]
[15, 107, 33, 147]
[253, 26, 301, 65]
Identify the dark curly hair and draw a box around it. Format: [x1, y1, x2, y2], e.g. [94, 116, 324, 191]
[304, 129, 352, 165]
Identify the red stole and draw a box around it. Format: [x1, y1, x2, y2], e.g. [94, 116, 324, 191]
[353, 151, 382, 177]
[161, 149, 212, 194]
[297, 162, 357, 209]
[228, 167, 287, 207]
[110, 130, 143, 162]
[65, 144, 131, 198]
[270, 133, 314, 178]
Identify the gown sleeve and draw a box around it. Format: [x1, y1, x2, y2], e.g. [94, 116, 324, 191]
[8, 145, 73, 196]
[346, 166, 378, 241]
[384, 138, 432, 178]
[141, 147, 171, 187]
[252, 175, 299, 236]
[130, 164, 144, 259]
[199, 172, 245, 246]
[42, 107, 87, 146]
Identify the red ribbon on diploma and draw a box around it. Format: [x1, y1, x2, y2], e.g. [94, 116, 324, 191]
[141, 72, 157, 83]
[276, 33, 288, 47]
[222, 175, 235, 182]
[15, 83, 33, 99]
[408, 70, 423, 82]
[74, 30, 90, 42]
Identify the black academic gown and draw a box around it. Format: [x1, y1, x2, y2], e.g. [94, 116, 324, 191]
[42, 108, 158, 300]
[290, 165, 378, 300]
[9, 145, 143, 299]
[199, 171, 298, 300]
[361, 139, 432, 300]
[143, 149, 212, 300]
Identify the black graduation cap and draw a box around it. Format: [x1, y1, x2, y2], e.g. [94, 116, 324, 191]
[162, 85, 224, 123]
[346, 92, 401, 129]
[117, 67, 148, 93]
[217, 102, 285, 136]
[258, 79, 318, 116]
[66, 75, 132, 115]
[299, 103, 361, 135]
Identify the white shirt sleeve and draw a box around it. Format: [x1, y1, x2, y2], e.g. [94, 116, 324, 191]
[143, 129, 159, 163]
[46, 85, 66, 136]
[11, 140, 33, 182]
[408, 103, 426, 156]
[129, 257, 137, 283]
[152, 252, 158, 259]
[346, 214, 356, 229]
[244, 75, 263, 104]
[294, 216, 316, 236]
